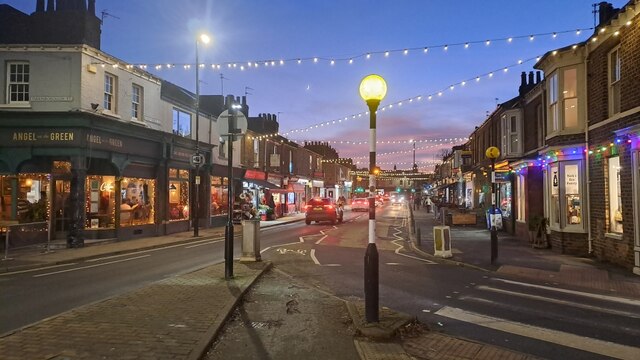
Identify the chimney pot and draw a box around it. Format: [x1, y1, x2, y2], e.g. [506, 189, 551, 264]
[536, 71, 542, 83]
[528, 71, 534, 85]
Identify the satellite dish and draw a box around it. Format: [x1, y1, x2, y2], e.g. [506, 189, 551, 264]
[217, 109, 248, 137]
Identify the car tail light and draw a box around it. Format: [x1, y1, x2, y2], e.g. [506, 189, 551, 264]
[324, 205, 334, 211]
[305, 205, 312, 211]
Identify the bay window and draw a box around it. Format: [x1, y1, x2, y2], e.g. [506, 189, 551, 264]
[547, 161, 584, 231]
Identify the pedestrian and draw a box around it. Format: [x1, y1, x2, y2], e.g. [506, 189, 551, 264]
[414, 195, 421, 211]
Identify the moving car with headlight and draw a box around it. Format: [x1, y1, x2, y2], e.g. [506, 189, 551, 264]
[390, 192, 405, 205]
[305, 198, 343, 224]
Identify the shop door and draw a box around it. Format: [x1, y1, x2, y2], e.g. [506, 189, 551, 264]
[53, 179, 71, 239]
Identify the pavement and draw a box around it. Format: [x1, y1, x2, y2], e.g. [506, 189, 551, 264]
[1, 206, 639, 359]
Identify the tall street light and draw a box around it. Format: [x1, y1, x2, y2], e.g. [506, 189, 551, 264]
[359, 74, 387, 323]
[193, 33, 210, 237]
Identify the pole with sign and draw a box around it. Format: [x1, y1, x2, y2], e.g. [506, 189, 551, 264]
[485, 146, 500, 264]
[218, 106, 247, 279]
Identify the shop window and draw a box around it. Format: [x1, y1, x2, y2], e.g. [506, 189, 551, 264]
[1, 174, 50, 222]
[6, 61, 29, 104]
[565, 164, 581, 225]
[608, 157, 623, 233]
[550, 165, 560, 226]
[168, 168, 189, 221]
[86, 176, 116, 229]
[499, 182, 512, 219]
[172, 108, 191, 137]
[120, 177, 155, 227]
[210, 176, 229, 216]
[104, 73, 116, 112]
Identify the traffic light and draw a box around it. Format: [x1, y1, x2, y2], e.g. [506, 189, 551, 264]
[355, 187, 365, 193]
[411, 189, 416, 193]
[396, 187, 401, 192]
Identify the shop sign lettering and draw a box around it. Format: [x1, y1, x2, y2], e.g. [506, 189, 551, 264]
[12, 131, 75, 142]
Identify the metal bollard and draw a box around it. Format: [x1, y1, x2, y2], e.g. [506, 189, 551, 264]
[3, 227, 10, 261]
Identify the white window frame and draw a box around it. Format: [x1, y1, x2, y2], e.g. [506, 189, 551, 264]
[608, 46, 621, 117]
[607, 156, 623, 234]
[562, 68, 578, 129]
[547, 160, 585, 232]
[131, 84, 142, 121]
[103, 73, 117, 112]
[548, 72, 559, 134]
[6, 61, 30, 105]
[172, 107, 191, 138]
[517, 173, 526, 221]
[253, 138, 259, 168]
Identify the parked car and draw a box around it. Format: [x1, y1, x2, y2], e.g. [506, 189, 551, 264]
[305, 198, 343, 225]
[351, 198, 369, 212]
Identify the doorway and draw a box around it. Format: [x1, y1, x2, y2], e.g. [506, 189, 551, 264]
[53, 179, 71, 239]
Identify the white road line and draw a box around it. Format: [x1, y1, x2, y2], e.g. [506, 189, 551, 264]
[34, 255, 150, 277]
[435, 306, 640, 360]
[492, 278, 640, 306]
[315, 235, 328, 244]
[260, 246, 272, 254]
[84, 237, 224, 262]
[323, 264, 341, 267]
[476, 285, 640, 318]
[386, 263, 401, 266]
[0, 262, 78, 276]
[184, 239, 224, 249]
[310, 249, 321, 265]
[391, 238, 436, 264]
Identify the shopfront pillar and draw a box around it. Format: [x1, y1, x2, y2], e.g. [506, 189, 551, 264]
[67, 157, 86, 248]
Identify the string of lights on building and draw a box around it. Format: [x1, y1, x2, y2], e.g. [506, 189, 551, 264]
[298, 137, 468, 146]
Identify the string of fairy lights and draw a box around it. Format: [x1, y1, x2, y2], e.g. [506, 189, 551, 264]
[292, 137, 468, 146]
[252, 55, 544, 141]
[98, 27, 592, 72]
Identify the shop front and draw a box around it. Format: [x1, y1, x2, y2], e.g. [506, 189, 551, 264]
[210, 164, 244, 226]
[543, 148, 588, 255]
[0, 115, 203, 246]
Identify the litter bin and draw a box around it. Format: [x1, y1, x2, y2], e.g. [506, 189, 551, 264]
[241, 219, 261, 262]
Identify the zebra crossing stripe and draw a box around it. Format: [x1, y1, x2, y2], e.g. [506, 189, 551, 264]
[435, 306, 639, 360]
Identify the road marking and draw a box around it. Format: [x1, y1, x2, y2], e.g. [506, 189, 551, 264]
[435, 306, 640, 360]
[84, 237, 226, 262]
[260, 246, 272, 254]
[386, 262, 401, 266]
[476, 285, 640, 318]
[315, 235, 328, 244]
[0, 262, 78, 277]
[492, 278, 640, 306]
[184, 239, 224, 249]
[34, 255, 150, 277]
[323, 264, 341, 267]
[310, 249, 321, 265]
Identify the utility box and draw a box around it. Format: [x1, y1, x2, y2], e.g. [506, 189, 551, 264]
[433, 225, 452, 258]
[240, 219, 261, 262]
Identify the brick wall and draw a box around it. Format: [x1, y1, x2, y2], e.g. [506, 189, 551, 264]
[585, 9, 640, 270]
[549, 230, 588, 255]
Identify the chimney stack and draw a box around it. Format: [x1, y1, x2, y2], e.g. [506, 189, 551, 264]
[536, 71, 542, 83]
[528, 71, 534, 85]
[598, 2, 617, 27]
[46, 0, 54, 11]
[88, 0, 95, 14]
[36, 0, 45, 12]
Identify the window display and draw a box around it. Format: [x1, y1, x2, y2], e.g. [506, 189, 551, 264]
[120, 177, 155, 226]
[1, 174, 50, 223]
[169, 168, 189, 221]
[608, 157, 623, 233]
[86, 175, 115, 229]
[210, 176, 228, 216]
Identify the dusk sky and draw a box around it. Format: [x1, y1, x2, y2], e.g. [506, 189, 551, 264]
[5, 0, 627, 171]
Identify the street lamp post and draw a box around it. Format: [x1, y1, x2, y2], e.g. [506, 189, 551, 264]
[193, 33, 210, 237]
[485, 146, 500, 264]
[359, 74, 387, 323]
[225, 103, 242, 280]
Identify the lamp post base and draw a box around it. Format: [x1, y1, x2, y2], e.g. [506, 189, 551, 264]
[225, 223, 234, 279]
[364, 242, 379, 323]
[490, 226, 498, 264]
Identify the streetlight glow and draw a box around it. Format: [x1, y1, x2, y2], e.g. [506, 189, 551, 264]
[199, 33, 210, 44]
[359, 74, 387, 102]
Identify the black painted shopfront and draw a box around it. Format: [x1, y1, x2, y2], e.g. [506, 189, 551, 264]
[0, 112, 211, 247]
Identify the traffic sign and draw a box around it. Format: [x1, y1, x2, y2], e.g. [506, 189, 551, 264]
[191, 153, 204, 167]
[218, 109, 248, 137]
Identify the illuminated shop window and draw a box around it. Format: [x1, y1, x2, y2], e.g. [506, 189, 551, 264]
[1, 174, 50, 222]
[210, 176, 229, 216]
[86, 176, 116, 229]
[169, 168, 190, 221]
[608, 157, 623, 233]
[120, 177, 155, 227]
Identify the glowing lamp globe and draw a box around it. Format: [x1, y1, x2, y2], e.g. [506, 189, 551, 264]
[485, 146, 500, 159]
[199, 33, 211, 44]
[359, 74, 387, 102]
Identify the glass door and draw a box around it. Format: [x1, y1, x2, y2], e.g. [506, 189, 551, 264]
[53, 179, 71, 239]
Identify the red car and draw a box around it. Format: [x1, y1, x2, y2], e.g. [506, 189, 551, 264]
[351, 198, 369, 212]
[305, 198, 343, 225]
